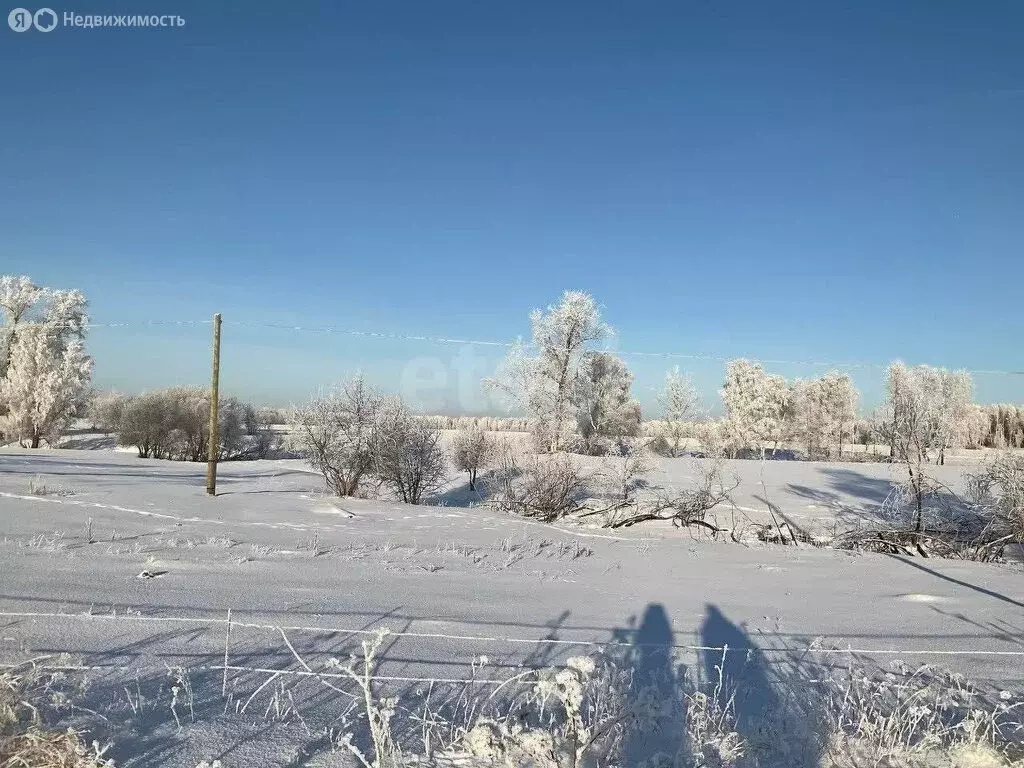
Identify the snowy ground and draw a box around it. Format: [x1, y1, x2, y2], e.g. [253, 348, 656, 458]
[1, 447, 1022, 766]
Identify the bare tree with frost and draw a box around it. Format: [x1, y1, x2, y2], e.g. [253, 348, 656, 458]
[452, 424, 492, 490]
[880, 362, 973, 531]
[370, 397, 447, 504]
[656, 366, 701, 457]
[933, 368, 973, 465]
[290, 375, 382, 497]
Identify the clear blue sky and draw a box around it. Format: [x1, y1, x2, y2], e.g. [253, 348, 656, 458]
[3, 1, 1022, 414]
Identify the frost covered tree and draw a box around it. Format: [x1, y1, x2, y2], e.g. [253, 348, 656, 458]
[962, 405, 991, 450]
[452, 425, 492, 490]
[883, 362, 938, 531]
[0, 276, 44, 379]
[720, 359, 792, 458]
[0, 276, 92, 448]
[881, 362, 974, 530]
[290, 375, 381, 496]
[656, 366, 701, 457]
[820, 372, 859, 459]
[486, 291, 612, 453]
[87, 391, 129, 434]
[370, 397, 448, 504]
[794, 372, 859, 459]
[933, 368, 973, 465]
[792, 378, 827, 458]
[575, 352, 641, 455]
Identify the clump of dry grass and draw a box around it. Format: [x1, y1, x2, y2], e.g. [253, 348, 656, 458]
[27, 476, 75, 498]
[309, 643, 1021, 768]
[19, 531, 68, 552]
[823, 662, 1024, 768]
[430, 652, 745, 768]
[1, 666, 112, 767]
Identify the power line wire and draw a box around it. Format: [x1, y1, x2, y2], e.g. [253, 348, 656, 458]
[2, 611, 1023, 657]
[37, 318, 1024, 377]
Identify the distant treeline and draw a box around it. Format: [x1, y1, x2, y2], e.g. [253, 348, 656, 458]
[963, 404, 1024, 449]
[851, 404, 1024, 450]
[418, 414, 532, 432]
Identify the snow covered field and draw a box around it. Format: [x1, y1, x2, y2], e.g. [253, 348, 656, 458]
[1, 447, 1022, 766]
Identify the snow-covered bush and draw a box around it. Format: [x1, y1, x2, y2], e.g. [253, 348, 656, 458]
[967, 452, 1024, 546]
[292, 377, 446, 502]
[599, 458, 738, 531]
[290, 376, 381, 497]
[451, 424, 493, 490]
[603, 449, 650, 502]
[370, 397, 447, 504]
[86, 391, 129, 435]
[117, 392, 175, 458]
[1, 666, 112, 767]
[490, 448, 588, 521]
[115, 387, 256, 461]
[0, 275, 93, 448]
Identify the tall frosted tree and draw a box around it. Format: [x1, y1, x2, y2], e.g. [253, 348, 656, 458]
[657, 366, 701, 457]
[0, 275, 44, 379]
[881, 362, 975, 530]
[933, 368, 973, 465]
[0, 275, 93, 448]
[795, 372, 859, 459]
[487, 290, 612, 452]
[576, 351, 641, 454]
[720, 359, 792, 458]
[821, 371, 859, 459]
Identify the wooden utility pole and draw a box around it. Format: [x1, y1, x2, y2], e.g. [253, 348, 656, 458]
[205, 313, 222, 496]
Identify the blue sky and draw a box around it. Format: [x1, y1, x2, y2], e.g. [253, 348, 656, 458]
[3, 1, 1022, 414]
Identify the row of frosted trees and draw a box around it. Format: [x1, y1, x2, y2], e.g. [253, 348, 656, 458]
[1, 275, 1018, 465]
[489, 290, 1001, 463]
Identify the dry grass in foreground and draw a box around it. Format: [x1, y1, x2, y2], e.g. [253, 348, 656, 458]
[281, 631, 1024, 768]
[1, 665, 111, 768]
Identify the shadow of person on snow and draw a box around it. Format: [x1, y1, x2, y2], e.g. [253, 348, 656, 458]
[623, 603, 690, 767]
[700, 603, 827, 768]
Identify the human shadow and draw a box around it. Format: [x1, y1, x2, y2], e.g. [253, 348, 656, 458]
[700, 604, 827, 768]
[623, 603, 689, 767]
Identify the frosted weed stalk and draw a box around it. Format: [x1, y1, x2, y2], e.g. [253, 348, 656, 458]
[325, 629, 401, 768]
[824, 662, 1024, 767]
[445, 653, 744, 768]
[27, 475, 76, 498]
